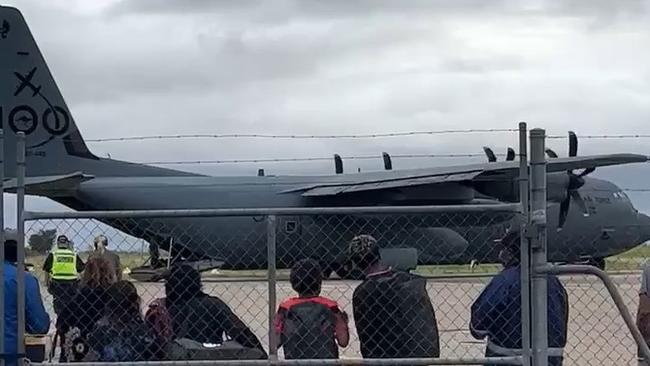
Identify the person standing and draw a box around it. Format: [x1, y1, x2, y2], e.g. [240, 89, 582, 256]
[470, 231, 568, 366]
[90, 235, 122, 281]
[3, 229, 50, 366]
[42, 235, 85, 316]
[56, 256, 117, 362]
[349, 234, 440, 360]
[275, 258, 349, 359]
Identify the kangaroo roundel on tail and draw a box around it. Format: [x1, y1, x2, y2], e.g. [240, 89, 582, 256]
[0, 6, 98, 178]
[0, 6, 194, 181]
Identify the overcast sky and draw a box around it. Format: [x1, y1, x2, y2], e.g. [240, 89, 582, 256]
[3, 0, 650, 231]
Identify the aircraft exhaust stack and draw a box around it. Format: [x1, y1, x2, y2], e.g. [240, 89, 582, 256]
[257, 169, 265, 177]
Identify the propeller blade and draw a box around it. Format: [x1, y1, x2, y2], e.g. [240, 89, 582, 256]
[570, 190, 589, 216]
[382, 152, 392, 170]
[558, 195, 570, 229]
[506, 148, 515, 161]
[568, 131, 578, 157]
[483, 147, 497, 162]
[334, 154, 343, 174]
[545, 148, 558, 158]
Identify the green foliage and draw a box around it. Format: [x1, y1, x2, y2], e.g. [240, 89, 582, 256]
[28, 229, 56, 254]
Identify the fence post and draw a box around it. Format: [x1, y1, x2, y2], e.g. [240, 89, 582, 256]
[16, 132, 26, 366]
[529, 128, 548, 366]
[0, 129, 5, 366]
[267, 215, 278, 361]
[518, 122, 531, 366]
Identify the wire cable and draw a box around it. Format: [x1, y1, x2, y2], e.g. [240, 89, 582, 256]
[85, 128, 518, 142]
[140, 153, 493, 165]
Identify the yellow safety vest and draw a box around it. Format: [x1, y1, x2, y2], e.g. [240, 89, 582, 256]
[51, 248, 77, 281]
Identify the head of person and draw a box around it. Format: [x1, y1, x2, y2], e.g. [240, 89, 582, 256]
[4, 229, 18, 264]
[56, 235, 71, 249]
[165, 264, 202, 302]
[349, 234, 381, 272]
[93, 235, 108, 253]
[105, 280, 142, 323]
[81, 256, 117, 289]
[290, 258, 322, 297]
[497, 230, 521, 268]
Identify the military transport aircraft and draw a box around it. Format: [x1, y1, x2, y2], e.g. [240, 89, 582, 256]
[1, 6, 649, 280]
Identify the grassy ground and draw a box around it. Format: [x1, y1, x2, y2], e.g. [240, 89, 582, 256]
[24, 244, 650, 280]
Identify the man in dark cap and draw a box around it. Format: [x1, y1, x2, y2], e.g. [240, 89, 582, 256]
[470, 231, 569, 366]
[349, 234, 440, 360]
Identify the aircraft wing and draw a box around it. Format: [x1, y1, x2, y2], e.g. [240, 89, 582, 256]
[284, 153, 648, 197]
[3, 172, 94, 196]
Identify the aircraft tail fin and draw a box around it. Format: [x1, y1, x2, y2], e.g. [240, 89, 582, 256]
[0, 6, 193, 179]
[0, 6, 98, 178]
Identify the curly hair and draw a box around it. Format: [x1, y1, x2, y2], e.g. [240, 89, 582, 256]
[349, 234, 381, 270]
[80, 256, 116, 289]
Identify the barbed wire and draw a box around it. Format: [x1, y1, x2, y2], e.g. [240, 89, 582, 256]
[84, 128, 518, 142]
[141, 153, 494, 165]
[78, 131, 650, 143]
[547, 134, 650, 139]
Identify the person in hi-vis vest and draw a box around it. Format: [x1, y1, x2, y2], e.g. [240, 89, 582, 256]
[42, 235, 85, 315]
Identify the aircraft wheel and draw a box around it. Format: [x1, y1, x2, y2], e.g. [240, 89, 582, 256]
[334, 262, 365, 280]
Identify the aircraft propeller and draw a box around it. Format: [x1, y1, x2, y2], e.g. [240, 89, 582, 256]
[548, 131, 594, 229]
[482, 147, 516, 162]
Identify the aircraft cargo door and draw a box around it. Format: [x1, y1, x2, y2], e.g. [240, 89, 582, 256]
[276, 216, 302, 268]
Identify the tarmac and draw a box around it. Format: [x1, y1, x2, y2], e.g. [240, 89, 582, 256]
[37, 274, 643, 366]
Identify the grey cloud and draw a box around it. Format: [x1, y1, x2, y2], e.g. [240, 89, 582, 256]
[3, 0, 650, 215]
[107, 0, 650, 27]
[107, 0, 508, 19]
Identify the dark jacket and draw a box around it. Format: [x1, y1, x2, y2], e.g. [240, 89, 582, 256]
[352, 269, 440, 359]
[3, 262, 50, 366]
[470, 265, 568, 366]
[56, 286, 109, 362]
[167, 293, 267, 356]
[86, 317, 160, 362]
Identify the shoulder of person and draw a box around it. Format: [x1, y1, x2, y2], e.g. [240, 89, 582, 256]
[315, 296, 341, 309]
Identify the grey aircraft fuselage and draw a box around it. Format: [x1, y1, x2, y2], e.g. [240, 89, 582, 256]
[47, 169, 650, 272]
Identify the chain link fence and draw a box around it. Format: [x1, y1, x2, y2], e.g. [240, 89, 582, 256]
[547, 225, 649, 366]
[18, 212, 650, 365]
[19, 208, 533, 364]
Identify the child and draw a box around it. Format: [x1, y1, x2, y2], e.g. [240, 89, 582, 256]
[274, 258, 349, 359]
